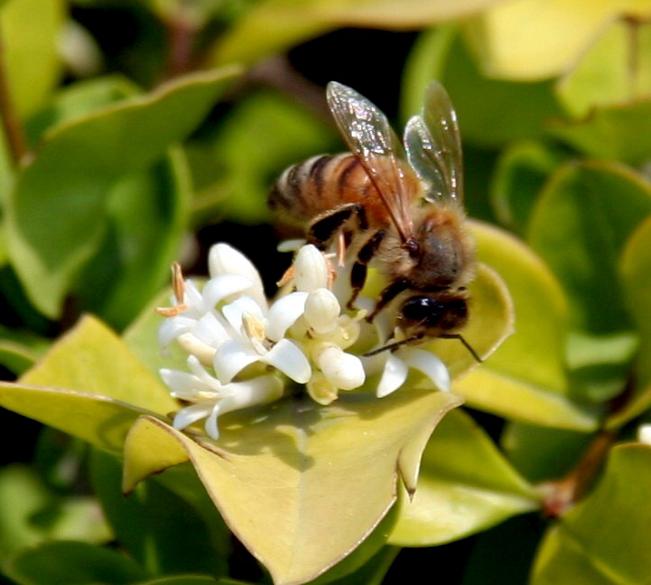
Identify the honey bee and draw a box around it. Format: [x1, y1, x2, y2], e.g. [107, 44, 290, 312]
[269, 81, 479, 360]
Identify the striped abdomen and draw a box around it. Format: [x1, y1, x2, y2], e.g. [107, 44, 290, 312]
[269, 153, 386, 231]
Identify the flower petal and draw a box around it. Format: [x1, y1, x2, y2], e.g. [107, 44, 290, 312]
[399, 347, 451, 392]
[204, 402, 223, 440]
[263, 339, 311, 383]
[191, 312, 231, 348]
[266, 292, 309, 342]
[158, 316, 196, 347]
[376, 354, 408, 398]
[173, 403, 214, 432]
[213, 339, 261, 383]
[208, 243, 267, 309]
[294, 244, 329, 292]
[222, 296, 265, 335]
[160, 368, 202, 397]
[202, 274, 256, 309]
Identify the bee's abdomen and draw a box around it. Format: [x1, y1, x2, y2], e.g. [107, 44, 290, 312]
[269, 153, 374, 229]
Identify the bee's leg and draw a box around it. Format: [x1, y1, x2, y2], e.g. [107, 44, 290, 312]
[366, 279, 409, 322]
[348, 230, 386, 309]
[307, 203, 367, 250]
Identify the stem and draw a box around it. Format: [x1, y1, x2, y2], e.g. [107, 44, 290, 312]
[539, 430, 615, 518]
[0, 32, 27, 166]
[247, 56, 331, 122]
[162, 12, 198, 79]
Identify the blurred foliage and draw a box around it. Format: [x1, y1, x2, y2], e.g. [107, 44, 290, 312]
[1, 0, 651, 584]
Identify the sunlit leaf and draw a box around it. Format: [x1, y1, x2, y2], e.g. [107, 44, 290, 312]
[401, 27, 562, 147]
[466, 0, 651, 81]
[389, 409, 539, 546]
[0, 316, 172, 452]
[5, 67, 240, 318]
[610, 215, 651, 428]
[555, 20, 651, 118]
[210, 0, 503, 66]
[4, 540, 146, 585]
[0, 0, 65, 118]
[550, 99, 651, 165]
[449, 222, 598, 430]
[123, 388, 462, 585]
[532, 444, 651, 585]
[527, 160, 651, 334]
[90, 450, 228, 577]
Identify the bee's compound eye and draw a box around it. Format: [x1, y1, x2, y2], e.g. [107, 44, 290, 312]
[399, 296, 443, 324]
[399, 296, 468, 332]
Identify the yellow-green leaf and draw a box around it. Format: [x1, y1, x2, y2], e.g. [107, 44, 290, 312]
[1, 0, 65, 118]
[210, 0, 503, 66]
[466, 0, 651, 81]
[389, 409, 539, 546]
[123, 388, 462, 585]
[0, 316, 173, 452]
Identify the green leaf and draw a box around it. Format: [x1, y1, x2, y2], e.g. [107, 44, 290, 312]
[135, 578, 247, 585]
[465, 0, 651, 81]
[319, 547, 399, 585]
[0, 323, 49, 375]
[555, 20, 651, 118]
[0, 465, 51, 562]
[501, 422, 593, 483]
[4, 540, 147, 585]
[527, 160, 651, 334]
[0, 465, 111, 564]
[550, 99, 651, 165]
[610, 215, 651, 427]
[5, 66, 240, 318]
[532, 444, 651, 585]
[189, 91, 337, 224]
[123, 388, 462, 585]
[90, 450, 227, 577]
[210, 0, 503, 66]
[490, 141, 564, 233]
[75, 149, 191, 329]
[25, 76, 139, 144]
[462, 515, 545, 585]
[0, 316, 173, 452]
[124, 286, 189, 376]
[451, 222, 598, 430]
[401, 27, 562, 147]
[389, 409, 539, 546]
[0, 0, 65, 118]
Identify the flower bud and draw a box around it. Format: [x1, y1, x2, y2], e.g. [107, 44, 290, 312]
[304, 289, 340, 335]
[316, 345, 365, 390]
[294, 245, 329, 292]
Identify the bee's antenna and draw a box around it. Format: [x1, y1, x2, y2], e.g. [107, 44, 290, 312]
[363, 336, 423, 357]
[363, 333, 483, 363]
[440, 333, 483, 363]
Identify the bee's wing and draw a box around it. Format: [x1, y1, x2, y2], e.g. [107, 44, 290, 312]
[404, 81, 463, 204]
[326, 81, 414, 241]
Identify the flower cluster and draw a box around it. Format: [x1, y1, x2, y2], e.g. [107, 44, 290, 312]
[158, 242, 450, 440]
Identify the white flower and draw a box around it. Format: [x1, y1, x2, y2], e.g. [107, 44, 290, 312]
[162, 356, 282, 439]
[371, 347, 450, 398]
[157, 239, 452, 440]
[638, 423, 651, 445]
